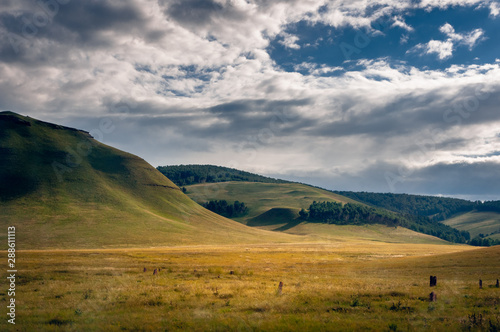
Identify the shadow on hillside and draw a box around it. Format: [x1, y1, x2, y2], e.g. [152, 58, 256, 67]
[272, 219, 303, 232]
[247, 207, 298, 227]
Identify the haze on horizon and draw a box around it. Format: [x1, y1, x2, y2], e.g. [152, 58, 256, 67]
[1, 0, 499, 201]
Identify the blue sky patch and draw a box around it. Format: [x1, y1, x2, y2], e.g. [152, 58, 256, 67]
[268, 6, 498, 73]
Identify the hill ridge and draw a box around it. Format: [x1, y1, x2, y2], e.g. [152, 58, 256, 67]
[0, 112, 295, 249]
[157, 164, 289, 186]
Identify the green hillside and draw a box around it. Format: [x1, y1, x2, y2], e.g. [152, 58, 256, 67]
[0, 112, 295, 249]
[443, 211, 500, 240]
[185, 181, 359, 225]
[184, 182, 458, 245]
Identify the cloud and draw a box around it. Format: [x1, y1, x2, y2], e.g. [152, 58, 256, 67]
[408, 23, 485, 60]
[429, 40, 455, 60]
[0, 0, 499, 200]
[278, 32, 301, 50]
[392, 15, 414, 32]
[293, 62, 343, 75]
[400, 34, 410, 44]
[439, 23, 485, 49]
[489, 2, 500, 17]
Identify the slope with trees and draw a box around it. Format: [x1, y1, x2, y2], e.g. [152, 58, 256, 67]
[332, 191, 477, 221]
[301, 201, 470, 244]
[157, 164, 289, 186]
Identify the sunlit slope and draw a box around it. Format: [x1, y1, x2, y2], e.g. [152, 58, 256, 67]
[0, 112, 295, 249]
[185, 181, 451, 245]
[443, 211, 500, 240]
[186, 181, 360, 224]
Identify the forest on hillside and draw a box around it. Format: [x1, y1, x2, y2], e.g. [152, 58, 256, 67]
[476, 201, 500, 213]
[332, 191, 482, 221]
[201, 200, 249, 218]
[300, 201, 471, 244]
[157, 165, 288, 186]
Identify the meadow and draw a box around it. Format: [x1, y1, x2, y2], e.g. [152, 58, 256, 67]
[3, 242, 499, 331]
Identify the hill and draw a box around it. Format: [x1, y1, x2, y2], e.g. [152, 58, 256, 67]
[443, 211, 500, 240]
[185, 181, 358, 224]
[184, 181, 467, 244]
[333, 191, 500, 242]
[0, 112, 295, 249]
[156, 164, 289, 186]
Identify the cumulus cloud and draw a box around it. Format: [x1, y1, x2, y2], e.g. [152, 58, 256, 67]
[439, 23, 485, 49]
[278, 32, 301, 50]
[489, 2, 500, 17]
[392, 16, 414, 32]
[408, 23, 485, 60]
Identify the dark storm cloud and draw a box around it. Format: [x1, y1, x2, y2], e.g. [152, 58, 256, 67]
[279, 160, 500, 200]
[203, 98, 316, 137]
[160, 0, 248, 30]
[0, 0, 150, 64]
[164, 0, 225, 27]
[54, 1, 144, 36]
[400, 161, 500, 197]
[313, 83, 500, 139]
[209, 98, 311, 118]
[98, 98, 317, 141]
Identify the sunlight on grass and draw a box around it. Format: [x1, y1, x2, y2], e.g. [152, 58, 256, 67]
[3, 243, 499, 331]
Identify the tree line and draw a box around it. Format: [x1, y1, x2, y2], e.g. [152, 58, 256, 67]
[300, 201, 471, 244]
[331, 191, 499, 221]
[469, 236, 500, 247]
[201, 200, 249, 218]
[476, 201, 500, 213]
[332, 191, 475, 220]
[157, 164, 289, 186]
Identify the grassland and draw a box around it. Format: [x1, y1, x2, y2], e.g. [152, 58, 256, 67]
[443, 211, 500, 240]
[3, 242, 499, 331]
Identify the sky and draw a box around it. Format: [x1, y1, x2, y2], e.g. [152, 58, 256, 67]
[1, 0, 500, 201]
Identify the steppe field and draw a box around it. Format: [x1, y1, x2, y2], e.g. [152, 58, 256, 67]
[4, 241, 499, 331]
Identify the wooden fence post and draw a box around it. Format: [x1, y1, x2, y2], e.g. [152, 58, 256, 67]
[277, 281, 283, 295]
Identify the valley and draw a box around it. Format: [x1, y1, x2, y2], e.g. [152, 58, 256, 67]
[1, 112, 500, 331]
[4, 243, 498, 331]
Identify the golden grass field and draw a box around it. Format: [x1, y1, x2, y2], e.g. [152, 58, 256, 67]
[3, 241, 499, 331]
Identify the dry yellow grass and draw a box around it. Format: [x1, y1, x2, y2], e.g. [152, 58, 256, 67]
[3, 242, 499, 331]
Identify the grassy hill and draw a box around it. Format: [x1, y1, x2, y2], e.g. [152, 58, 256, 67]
[0, 112, 296, 249]
[185, 181, 359, 225]
[443, 211, 500, 240]
[184, 182, 453, 245]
